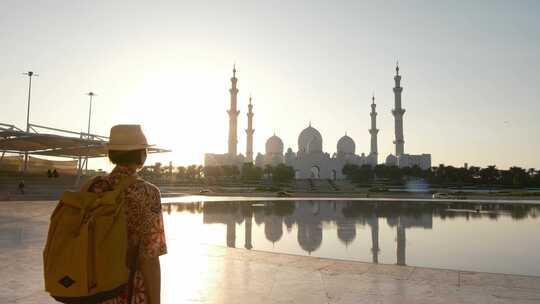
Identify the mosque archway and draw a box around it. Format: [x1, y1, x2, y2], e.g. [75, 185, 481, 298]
[295, 170, 301, 179]
[331, 170, 337, 181]
[310, 166, 320, 179]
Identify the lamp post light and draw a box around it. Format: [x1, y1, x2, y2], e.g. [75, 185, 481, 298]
[22, 71, 38, 174]
[85, 92, 97, 173]
[86, 92, 96, 136]
[23, 71, 38, 132]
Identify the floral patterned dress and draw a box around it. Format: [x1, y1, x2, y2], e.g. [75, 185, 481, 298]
[88, 166, 167, 304]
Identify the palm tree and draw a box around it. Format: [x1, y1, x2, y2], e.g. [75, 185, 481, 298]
[480, 165, 499, 185]
[153, 162, 163, 174]
[177, 166, 186, 180]
[196, 165, 204, 179]
[264, 165, 273, 181]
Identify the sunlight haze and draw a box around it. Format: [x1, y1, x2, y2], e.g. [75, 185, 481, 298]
[1, 0, 539, 170]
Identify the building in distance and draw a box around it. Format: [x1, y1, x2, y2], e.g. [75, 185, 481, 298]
[205, 63, 431, 179]
[384, 63, 431, 170]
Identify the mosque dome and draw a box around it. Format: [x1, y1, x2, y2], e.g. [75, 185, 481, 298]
[298, 125, 323, 153]
[297, 223, 322, 254]
[265, 135, 284, 154]
[386, 154, 397, 166]
[337, 135, 355, 155]
[264, 215, 283, 243]
[337, 220, 357, 245]
[253, 208, 265, 225]
[307, 136, 322, 153]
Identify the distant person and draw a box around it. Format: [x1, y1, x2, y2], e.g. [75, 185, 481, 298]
[43, 125, 166, 304]
[47, 169, 53, 178]
[18, 180, 25, 194]
[52, 169, 59, 178]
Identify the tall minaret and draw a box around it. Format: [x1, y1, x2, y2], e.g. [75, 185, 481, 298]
[369, 93, 379, 164]
[244, 211, 253, 250]
[227, 65, 240, 156]
[245, 95, 254, 163]
[392, 62, 405, 156]
[370, 217, 380, 264]
[396, 217, 406, 266]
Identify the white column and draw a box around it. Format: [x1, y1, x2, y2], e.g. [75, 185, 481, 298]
[392, 64, 405, 156]
[245, 95, 254, 163]
[227, 66, 240, 156]
[369, 94, 379, 165]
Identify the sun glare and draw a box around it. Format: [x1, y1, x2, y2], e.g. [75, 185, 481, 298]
[119, 69, 228, 167]
[161, 209, 228, 302]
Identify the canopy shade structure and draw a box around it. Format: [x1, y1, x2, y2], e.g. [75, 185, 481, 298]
[0, 123, 170, 160]
[32, 145, 169, 158]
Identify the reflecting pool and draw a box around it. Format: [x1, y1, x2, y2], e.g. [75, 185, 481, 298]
[162, 200, 540, 276]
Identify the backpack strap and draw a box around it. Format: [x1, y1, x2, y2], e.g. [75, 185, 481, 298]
[81, 175, 139, 194]
[111, 175, 139, 219]
[81, 176, 102, 192]
[114, 175, 139, 193]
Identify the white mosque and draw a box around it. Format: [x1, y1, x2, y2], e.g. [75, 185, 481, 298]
[204, 64, 431, 179]
[254, 125, 376, 180]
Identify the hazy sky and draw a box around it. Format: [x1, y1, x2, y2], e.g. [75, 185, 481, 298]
[1, 0, 539, 170]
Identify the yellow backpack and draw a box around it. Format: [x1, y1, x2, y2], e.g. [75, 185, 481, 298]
[43, 176, 138, 303]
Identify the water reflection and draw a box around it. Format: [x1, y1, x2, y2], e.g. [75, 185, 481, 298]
[164, 201, 539, 268]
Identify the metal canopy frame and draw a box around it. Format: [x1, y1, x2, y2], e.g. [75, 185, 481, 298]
[0, 122, 170, 185]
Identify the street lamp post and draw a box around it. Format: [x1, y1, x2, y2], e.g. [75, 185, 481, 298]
[22, 71, 38, 174]
[85, 92, 96, 173]
[87, 92, 96, 136]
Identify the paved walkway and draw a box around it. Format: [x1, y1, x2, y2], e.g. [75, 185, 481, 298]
[2, 201, 540, 303]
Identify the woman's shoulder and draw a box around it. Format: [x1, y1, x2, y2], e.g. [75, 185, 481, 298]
[126, 178, 161, 199]
[125, 179, 163, 215]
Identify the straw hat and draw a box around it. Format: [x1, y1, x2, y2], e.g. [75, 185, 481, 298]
[107, 124, 153, 151]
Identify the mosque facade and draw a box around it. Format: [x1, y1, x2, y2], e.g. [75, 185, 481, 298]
[204, 64, 431, 179]
[255, 125, 376, 180]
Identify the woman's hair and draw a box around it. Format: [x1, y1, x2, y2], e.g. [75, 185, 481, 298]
[108, 149, 147, 166]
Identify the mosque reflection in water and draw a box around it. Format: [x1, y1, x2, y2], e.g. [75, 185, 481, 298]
[162, 201, 539, 266]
